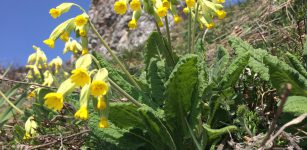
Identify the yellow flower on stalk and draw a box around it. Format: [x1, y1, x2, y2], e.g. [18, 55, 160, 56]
[74, 106, 88, 120]
[82, 48, 89, 55]
[130, 0, 141, 11]
[70, 68, 91, 87]
[114, 0, 127, 15]
[216, 0, 225, 3]
[49, 56, 63, 74]
[91, 81, 109, 96]
[27, 91, 36, 100]
[23, 116, 38, 139]
[74, 15, 88, 27]
[186, 0, 195, 8]
[183, 7, 189, 14]
[162, 0, 170, 9]
[44, 92, 64, 111]
[99, 117, 109, 128]
[97, 96, 107, 110]
[216, 10, 226, 19]
[79, 29, 87, 36]
[157, 6, 167, 17]
[206, 22, 215, 29]
[43, 39, 55, 48]
[49, 8, 61, 19]
[42, 70, 54, 87]
[174, 15, 182, 24]
[128, 19, 138, 30]
[60, 32, 70, 42]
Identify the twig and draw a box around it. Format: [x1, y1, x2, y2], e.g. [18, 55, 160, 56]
[0, 77, 56, 89]
[30, 130, 90, 149]
[266, 114, 307, 146]
[261, 84, 292, 147]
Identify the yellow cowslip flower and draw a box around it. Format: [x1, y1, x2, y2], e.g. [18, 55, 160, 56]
[99, 117, 109, 128]
[156, 6, 167, 17]
[186, 0, 195, 8]
[42, 70, 54, 87]
[70, 68, 91, 87]
[128, 19, 138, 30]
[49, 56, 63, 74]
[183, 7, 189, 14]
[82, 48, 89, 55]
[74, 15, 88, 27]
[60, 32, 70, 42]
[114, 0, 127, 15]
[27, 91, 36, 100]
[216, 10, 226, 19]
[43, 39, 55, 48]
[216, 0, 225, 3]
[44, 92, 64, 111]
[74, 106, 88, 120]
[49, 8, 61, 19]
[130, 0, 141, 11]
[158, 21, 164, 27]
[79, 29, 87, 37]
[162, 0, 170, 9]
[91, 80, 109, 96]
[23, 116, 38, 139]
[206, 22, 215, 29]
[97, 96, 107, 110]
[174, 15, 182, 24]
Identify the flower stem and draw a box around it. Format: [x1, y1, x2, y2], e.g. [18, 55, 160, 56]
[89, 21, 141, 91]
[164, 16, 172, 52]
[0, 90, 24, 114]
[188, 9, 192, 53]
[191, 3, 200, 53]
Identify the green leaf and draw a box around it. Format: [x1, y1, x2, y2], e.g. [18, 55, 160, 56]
[210, 46, 230, 82]
[108, 103, 146, 129]
[220, 52, 250, 88]
[229, 37, 269, 81]
[284, 96, 307, 116]
[264, 55, 307, 96]
[286, 52, 307, 78]
[164, 54, 199, 146]
[88, 113, 148, 150]
[146, 58, 166, 106]
[144, 32, 175, 68]
[138, 106, 176, 150]
[195, 39, 205, 61]
[203, 124, 237, 141]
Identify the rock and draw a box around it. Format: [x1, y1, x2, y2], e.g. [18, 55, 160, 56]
[88, 0, 157, 56]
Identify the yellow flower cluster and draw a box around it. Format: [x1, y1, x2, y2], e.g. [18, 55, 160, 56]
[113, 0, 226, 30]
[26, 46, 64, 88]
[183, 0, 227, 29]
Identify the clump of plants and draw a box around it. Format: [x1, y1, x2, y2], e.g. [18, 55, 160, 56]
[1, 0, 306, 149]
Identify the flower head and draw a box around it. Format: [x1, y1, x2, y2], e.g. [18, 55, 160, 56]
[60, 32, 70, 42]
[156, 6, 168, 17]
[74, 15, 88, 27]
[49, 8, 61, 19]
[43, 39, 55, 48]
[216, 10, 226, 19]
[114, 0, 127, 15]
[216, 0, 225, 3]
[97, 96, 107, 110]
[128, 19, 138, 30]
[206, 22, 215, 29]
[186, 0, 195, 8]
[183, 7, 189, 14]
[99, 117, 109, 128]
[130, 0, 141, 11]
[162, 0, 170, 9]
[70, 68, 91, 87]
[174, 15, 182, 24]
[91, 80, 109, 96]
[74, 106, 88, 120]
[44, 92, 64, 111]
[49, 56, 63, 74]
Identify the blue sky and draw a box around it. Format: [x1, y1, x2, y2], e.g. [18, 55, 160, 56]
[0, 0, 90, 67]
